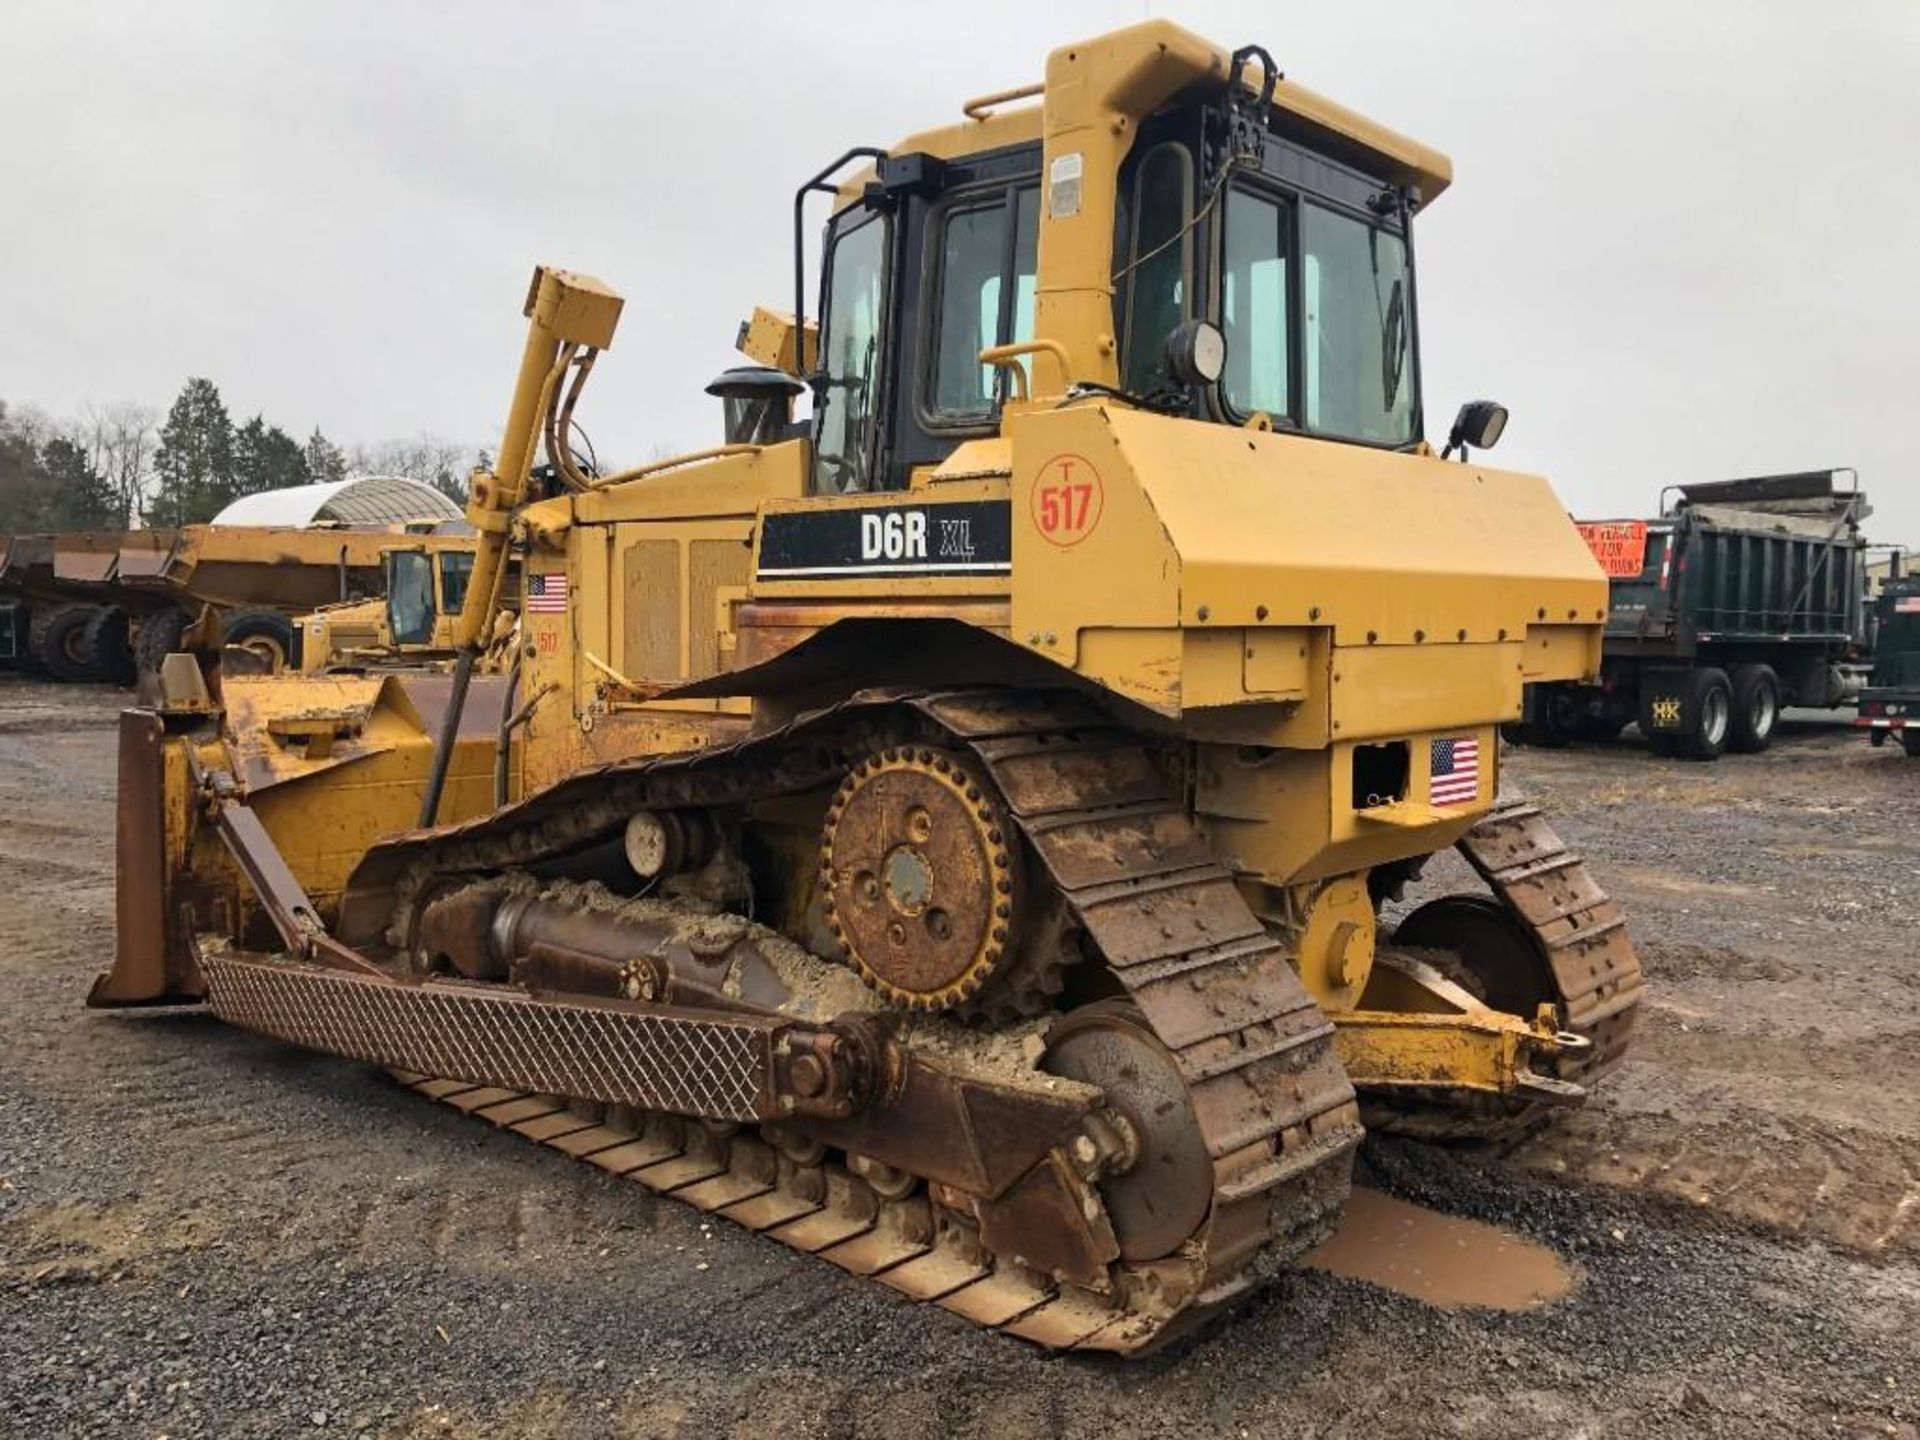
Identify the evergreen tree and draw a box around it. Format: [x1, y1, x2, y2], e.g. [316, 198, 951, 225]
[40, 436, 119, 529]
[232, 415, 310, 497]
[0, 402, 56, 530]
[304, 428, 348, 485]
[150, 378, 235, 524]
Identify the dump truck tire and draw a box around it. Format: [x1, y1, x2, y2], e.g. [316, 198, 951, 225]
[29, 604, 103, 683]
[134, 606, 191, 682]
[222, 610, 296, 673]
[1675, 667, 1732, 761]
[1903, 730, 1920, 760]
[82, 607, 137, 687]
[1727, 664, 1779, 754]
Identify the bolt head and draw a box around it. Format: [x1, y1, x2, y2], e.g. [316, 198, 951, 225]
[789, 1052, 828, 1099]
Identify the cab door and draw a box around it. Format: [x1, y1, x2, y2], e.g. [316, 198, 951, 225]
[432, 549, 475, 649]
[384, 549, 435, 647]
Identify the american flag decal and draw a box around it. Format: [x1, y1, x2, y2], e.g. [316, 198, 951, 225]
[526, 573, 569, 615]
[1429, 735, 1480, 807]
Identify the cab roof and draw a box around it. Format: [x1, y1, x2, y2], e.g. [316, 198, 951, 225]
[839, 22, 1452, 213]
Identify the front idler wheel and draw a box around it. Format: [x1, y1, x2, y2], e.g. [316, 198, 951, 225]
[1042, 1000, 1212, 1262]
[1391, 893, 1555, 1021]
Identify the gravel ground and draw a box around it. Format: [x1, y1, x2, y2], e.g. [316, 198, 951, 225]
[1, 680, 1915, 1439]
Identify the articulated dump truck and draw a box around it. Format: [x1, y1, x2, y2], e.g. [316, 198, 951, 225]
[96, 22, 1643, 1353]
[0, 517, 477, 683]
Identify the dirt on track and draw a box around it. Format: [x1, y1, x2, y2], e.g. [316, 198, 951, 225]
[1, 681, 1916, 1440]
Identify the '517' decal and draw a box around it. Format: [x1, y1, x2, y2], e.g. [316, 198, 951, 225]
[1032, 454, 1104, 547]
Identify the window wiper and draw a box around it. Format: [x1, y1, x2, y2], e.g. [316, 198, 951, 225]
[1368, 226, 1406, 410]
[1381, 278, 1405, 409]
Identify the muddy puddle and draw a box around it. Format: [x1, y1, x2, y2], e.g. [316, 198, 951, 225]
[1304, 1187, 1575, 1311]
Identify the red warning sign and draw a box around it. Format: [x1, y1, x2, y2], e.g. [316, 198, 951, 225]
[1032, 454, 1104, 548]
[1576, 520, 1649, 579]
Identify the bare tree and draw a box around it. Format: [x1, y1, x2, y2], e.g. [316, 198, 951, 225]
[347, 434, 475, 504]
[78, 401, 159, 527]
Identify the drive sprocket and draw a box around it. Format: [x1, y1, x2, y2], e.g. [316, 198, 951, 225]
[819, 744, 1021, 1012]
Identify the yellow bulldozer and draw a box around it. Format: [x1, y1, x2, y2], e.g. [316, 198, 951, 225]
[95, 22, 1642, 1353]
[290, 539, 516, 674]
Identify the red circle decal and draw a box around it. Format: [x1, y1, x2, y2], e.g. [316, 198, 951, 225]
[1032, 453, 1104, 548]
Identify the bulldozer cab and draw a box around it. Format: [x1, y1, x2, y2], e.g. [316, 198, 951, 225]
[384, 545, 474, 649]
[806, 49, 1427, 496]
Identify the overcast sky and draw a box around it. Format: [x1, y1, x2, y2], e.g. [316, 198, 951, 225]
[2, 1, 1915, 541]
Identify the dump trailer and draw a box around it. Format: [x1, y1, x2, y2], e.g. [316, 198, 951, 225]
[0, 521, 477, 682]
[1514, 471, 1871, 759]
[0, 530, 175, 682]
[93, 22, 1643, 1353]
[1859, 565, 1920, 758]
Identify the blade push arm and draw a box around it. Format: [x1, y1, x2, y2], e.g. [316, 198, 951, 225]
[453, 266, 624, 651]
[420, 267, 623, 829]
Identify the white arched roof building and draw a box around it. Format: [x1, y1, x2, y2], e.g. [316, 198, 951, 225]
[210, 476, 464, 529]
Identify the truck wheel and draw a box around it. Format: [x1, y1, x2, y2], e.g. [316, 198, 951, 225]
[1727, 664, 1780, 754]
[1676, 667, 1732, 761]
[0, 600, 25, 668]
[1506, 686, 1570, 748]
[82, 607, 137, 686]
[222, 609, 296, 673]
[29, 604, 103, 683]
[1904, 730, 1920, 760]
[134, 606, 191, 682]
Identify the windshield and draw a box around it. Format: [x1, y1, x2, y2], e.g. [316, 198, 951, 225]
[1221, 185, 1416, 445]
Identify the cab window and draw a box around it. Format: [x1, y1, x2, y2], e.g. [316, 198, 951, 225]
[387, 550, 434, 646]
[812, 213, 889, 494]
[1301, 203, 1413, 444]
[929, 185, 1038, 419]
[1120, 143, 1193, 395]
[1220, 188, 1291, 419]
[438, 551, 473, 617]
[1220, 181, 1416, 444]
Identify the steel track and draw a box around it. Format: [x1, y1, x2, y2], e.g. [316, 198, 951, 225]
[1368, 795, 1646, 1141]
[360, 688, 1361, 1351]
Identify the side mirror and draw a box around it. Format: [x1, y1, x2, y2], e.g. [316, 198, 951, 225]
[1443, 400, 1508, 459]
[1163, 320, 1226, 388]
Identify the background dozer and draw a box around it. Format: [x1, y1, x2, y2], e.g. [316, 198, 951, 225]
[95, 21, 1642, 1353]
[290, 539, 514, 674]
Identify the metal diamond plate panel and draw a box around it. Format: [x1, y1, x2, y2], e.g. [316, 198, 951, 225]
[201, 956, 772, 1122]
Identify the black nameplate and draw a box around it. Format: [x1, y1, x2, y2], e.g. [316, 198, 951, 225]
[757, 499, 1011, 579]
